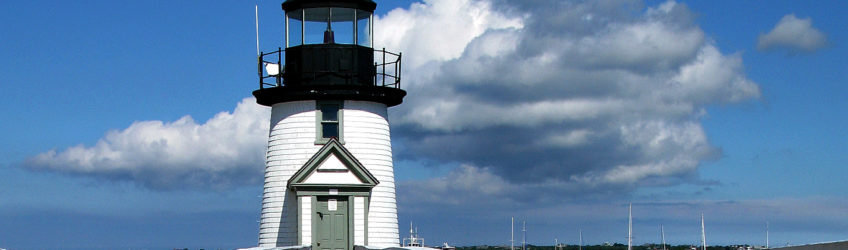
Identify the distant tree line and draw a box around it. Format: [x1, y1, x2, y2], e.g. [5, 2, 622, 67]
[455, 244, 754, 250]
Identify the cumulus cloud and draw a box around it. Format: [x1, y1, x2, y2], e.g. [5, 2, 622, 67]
[380, 0, 760, 201]
[758, 14, 828, 53]
[374, 0, 524, 69]
[25, 98, 270, 190]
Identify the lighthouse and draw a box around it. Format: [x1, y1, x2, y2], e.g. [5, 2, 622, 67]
[253, 0, 405, 249]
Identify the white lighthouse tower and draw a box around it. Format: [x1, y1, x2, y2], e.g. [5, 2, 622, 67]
[253, 0, 404, 249]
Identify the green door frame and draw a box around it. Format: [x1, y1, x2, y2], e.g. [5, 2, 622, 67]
[295, 187, 372, 248]
[288, 139, 378, 249]
[312, 195, 352, 250]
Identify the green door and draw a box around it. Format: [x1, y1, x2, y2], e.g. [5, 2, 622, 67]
[314, 196, 349, 250]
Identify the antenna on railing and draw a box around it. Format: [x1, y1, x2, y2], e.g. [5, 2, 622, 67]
[255, 4, 260, 57]
[255, 4, 262, 89]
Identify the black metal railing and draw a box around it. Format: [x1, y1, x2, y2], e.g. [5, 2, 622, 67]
[374, 48, 402, 89]
[258, 47, 402, 90]
[258, 47, 284, 89]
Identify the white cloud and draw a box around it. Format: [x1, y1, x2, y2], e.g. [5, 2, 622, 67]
[25, 97, 270, 190]
[671, 46, 761, 103]
[386, 0, 759, 197]
[374, 0, 523, 69]
[758, 14, 828, 53]
[587, 120, 712, 185]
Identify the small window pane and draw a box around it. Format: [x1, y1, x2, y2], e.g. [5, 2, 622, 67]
[322, 123, 339, 138]
[304, 8, 329, 44]
[321, 105, 338, 121]
[287, 12, 303, 47]
[331, 8, 354, 44]
[356, 10, 371, 47]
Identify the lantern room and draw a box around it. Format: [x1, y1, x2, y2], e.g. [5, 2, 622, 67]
[283, 0, 374, 47]
[255, 0, 405, 108]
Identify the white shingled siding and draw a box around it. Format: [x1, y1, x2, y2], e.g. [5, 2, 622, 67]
[344, 100, 399, 247]
[301, 196, 312, 245]
[259, 100, 399, 247]
[260, 100, 316, 247]
[354, 196, 366, 245]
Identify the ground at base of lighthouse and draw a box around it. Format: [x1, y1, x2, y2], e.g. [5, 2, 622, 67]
[238, 245, 442, 250]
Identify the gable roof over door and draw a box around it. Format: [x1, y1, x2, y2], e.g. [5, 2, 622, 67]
[288, 138, 379, 189]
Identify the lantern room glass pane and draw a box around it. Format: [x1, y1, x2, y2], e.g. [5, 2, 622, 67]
[286, 11, 303, 47]
[303, 8, 329, 45]
[292, 7, 364, 46]
[356, 10, 372, 47]
[331, 8, 354, 44]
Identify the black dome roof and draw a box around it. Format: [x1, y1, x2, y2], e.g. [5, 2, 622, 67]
[282, 0, 377, 12]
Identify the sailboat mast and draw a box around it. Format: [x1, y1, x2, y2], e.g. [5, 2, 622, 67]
[579, 229, 583, 250]
[522, 220, 527, 250]
[511, 217, 515, 250]
[701, 213, 706, 250]
[766, 221, 769, 249]
[661, 224, 666, 250]
[628, 203, 632, 250]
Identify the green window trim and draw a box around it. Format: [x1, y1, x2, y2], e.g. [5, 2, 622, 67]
[316, 100, 344, 144]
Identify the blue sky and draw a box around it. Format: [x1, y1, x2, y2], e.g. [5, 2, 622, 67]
[1, 0, 846, 249]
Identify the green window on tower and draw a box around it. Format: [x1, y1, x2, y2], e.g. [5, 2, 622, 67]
[316, 101, 343, 144]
